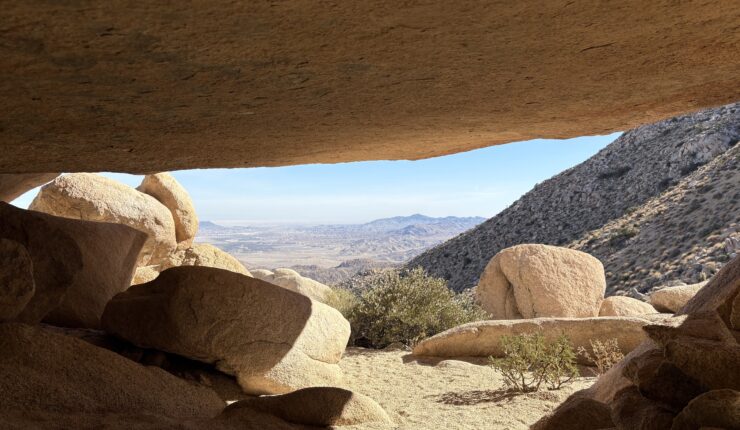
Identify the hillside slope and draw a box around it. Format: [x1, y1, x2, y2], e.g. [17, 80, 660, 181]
[408, 103, 740, 293]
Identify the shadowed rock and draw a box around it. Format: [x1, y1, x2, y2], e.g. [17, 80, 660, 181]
[671, 389, 740, 430]
[610, 386, 675, 430]
[530, 395, 614, 430]
[102, 266, 350, 395]
[0, 173, 59, 202]
[222, 387, 392, 427]
[0, 239, 34, 321]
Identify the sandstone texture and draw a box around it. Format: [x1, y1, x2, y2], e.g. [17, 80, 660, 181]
[222, 387, 392, 427]
[138, 173, 198, 248]
[410, 103, 740, 294]
[168, 243, 252, 277]
[0, 173, 59, 202]
[0, 323, 224, 420]
[412, 317, 649, 365]
[650, 282, 706, 313]
[476, 244, 605, 318]
[0, 239, 34, 321]
[1, 2, 739, 175]
[599, 296, 657, 317]
[0, 202, 83, 323]
[671, 389, 740, 430]
[102, 266, 351, 395]
[253, 268, 332, 303]
[29, 173, 177, 266]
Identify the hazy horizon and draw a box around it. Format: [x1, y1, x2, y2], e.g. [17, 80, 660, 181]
[12, 132, 620, 224]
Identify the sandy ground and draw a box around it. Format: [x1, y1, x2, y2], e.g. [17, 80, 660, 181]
[336, 348, 596, 430]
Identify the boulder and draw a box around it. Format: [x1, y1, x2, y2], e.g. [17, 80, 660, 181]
[102, 266, 351, 395]
[29, 173, 177, 266]
[477, 244, 606, 319]
[0, 202, 82, 323]
[251, 268, 332, 303]
[530, 395, 614, 430]
[412, 317, 650, 365]
[732, 292, 740, 330]
[0, 172, 59, 202]
[133, 265, 161, 285]
[610, 386, 676, 430]
[599, 296, 657, 317]
[671, 389, 740, 430]
[0, 239, 34, 321]
[0, 323, 224, 420]
[679, 254, 740, 327]
[642, 311, 737, 346]
[221, 387, 392, 427]
[138, 173, 198, 248]
[582, 341, 660, 404]
[664, 338, 740, 390]
[168, 243, 251, 277]
[650, 282, 706, 313]
[41, 216, 147, 329]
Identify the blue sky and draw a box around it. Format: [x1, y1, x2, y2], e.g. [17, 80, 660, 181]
[13, 133, 620, 224]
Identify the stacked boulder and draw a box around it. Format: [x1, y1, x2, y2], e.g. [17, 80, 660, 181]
[28, 173, 253, 285]
[533, 255, 740, 429]
[476, 244, 658, 320]
[0, 173, 389, 428]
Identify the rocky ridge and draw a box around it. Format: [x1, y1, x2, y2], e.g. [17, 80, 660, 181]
[408, 103, 740, 294]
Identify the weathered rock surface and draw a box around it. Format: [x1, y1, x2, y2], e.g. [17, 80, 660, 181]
[29, 173, 176, 266]
[650, 282, 706, 313]
[412, 317, 649, 364]
[671, 389, 740, 430]
[0, 239, 34, 321]
[41, 217, 147, 328]
[138, 173, 198, 248]
[102, 266, 351, 395]
[477, 244, 606, 318]
[0, 323, 224, 420]
[530, 395, 614, 430]
[222, 387, 392, 427]
[2, 2, 739, 175]
[133, 265, 161, 285]
[410, 103, 740, 294]
[0, 173, 59, 202]
[252, 268, 332, 303]
[643, 311, 737, 346]
[168, 243, 252, 277]
[0, 202, 82, 323]
[663, 338, 740, 391]
[679, 253, 740, 325]
[610, 386, 676, 430]
[599, 296, 657, 317]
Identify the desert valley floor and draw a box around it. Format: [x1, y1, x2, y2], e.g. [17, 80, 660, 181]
[336, 348, 596, 430]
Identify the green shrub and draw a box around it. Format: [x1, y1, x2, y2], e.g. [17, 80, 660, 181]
[577, 338, 624, 376]
[347, 267, 487, 348]
[489, 333, 579, 392]
[324, 287, 359, 318]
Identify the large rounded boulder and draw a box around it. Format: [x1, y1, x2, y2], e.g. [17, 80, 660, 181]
[102, 266, 350, 395]
[477, 244, 606, 318]
[138, 172, 199, 248]
[649, 281, 707, 313]
[599, 296, 657, 317]
[29, 173, 177, 266]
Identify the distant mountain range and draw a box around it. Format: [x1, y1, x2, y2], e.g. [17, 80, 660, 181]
[197, 214, 485, 283]
[408, 102, 740, 294]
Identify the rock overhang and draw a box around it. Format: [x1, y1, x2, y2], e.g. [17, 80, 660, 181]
[1, 0, 739, 174]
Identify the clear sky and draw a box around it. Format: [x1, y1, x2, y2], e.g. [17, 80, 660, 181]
[13, 133, 620, 225]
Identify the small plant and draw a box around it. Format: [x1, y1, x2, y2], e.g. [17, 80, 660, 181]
[577, 338, 624, 376]
[347, 267, 487, 348]
[324, 287, 359, 318]
[489, 333, 578, 393]
[608, 225, 639, 246]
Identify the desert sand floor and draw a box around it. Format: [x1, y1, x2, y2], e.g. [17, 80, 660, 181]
[336, 348, 596, 430]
